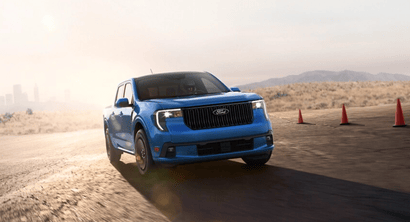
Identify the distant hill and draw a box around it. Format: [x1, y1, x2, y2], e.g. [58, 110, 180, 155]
[237, 70, 410, 90]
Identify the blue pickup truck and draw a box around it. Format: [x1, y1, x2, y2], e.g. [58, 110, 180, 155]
[103, 71, 274, 175]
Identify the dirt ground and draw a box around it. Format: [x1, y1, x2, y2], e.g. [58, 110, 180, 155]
[0, 110, 103, 136]
[0, 103, 409, 221]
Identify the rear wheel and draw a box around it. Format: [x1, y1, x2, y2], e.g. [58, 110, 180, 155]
[242, 150, 272, 166]
[135, 129, 154, 175]
[105, 127, 121, 163]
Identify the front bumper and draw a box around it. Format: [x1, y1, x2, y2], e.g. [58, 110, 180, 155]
[146, 108, 274, 165]
[154, 130, 274, 165]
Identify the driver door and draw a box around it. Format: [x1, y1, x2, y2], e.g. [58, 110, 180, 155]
[109, 84, 125, 148]
[117, 82, 135, 152]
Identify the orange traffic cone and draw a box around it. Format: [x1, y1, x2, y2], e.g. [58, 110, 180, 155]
[340, 104, 349, 125]
[393, 99, 407, 127]
[297, 109, 304, 124]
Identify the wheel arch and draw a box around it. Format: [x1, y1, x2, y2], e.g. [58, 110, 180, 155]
[133, 117, 150, 143]
[132, 115, 158, 160]
[134, 121, 144, 138]
[133, 118, 156, 167]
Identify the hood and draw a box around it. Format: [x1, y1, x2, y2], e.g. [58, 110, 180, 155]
[148, 92, 262, 109]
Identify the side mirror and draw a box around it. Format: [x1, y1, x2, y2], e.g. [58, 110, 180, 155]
[116, 98, 130, 108]
[230, 87, 241, 92]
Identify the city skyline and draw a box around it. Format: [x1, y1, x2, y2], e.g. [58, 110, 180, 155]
[0, 83, 99, 113]
[0, 83, 72, 106]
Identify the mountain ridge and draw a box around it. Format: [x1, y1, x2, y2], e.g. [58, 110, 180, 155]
[237, 70, 410, 90]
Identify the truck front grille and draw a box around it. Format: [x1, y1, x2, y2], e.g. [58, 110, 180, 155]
[197, 138, 254, 156]
[182, 102, 253, 130]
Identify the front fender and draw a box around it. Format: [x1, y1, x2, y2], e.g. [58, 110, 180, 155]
[133, 115, 154, 148]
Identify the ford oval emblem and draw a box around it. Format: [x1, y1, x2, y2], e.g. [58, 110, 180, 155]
[213, 108, 229, 116]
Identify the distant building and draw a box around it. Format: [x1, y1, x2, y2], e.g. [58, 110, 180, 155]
[34, 84, 39, 103]
[64, 89, 70, 102]
[6, 94, 13, 106]
[13, 84, 22, 105]
[0, 96, 4, 106]
[22, 92, 28, 103]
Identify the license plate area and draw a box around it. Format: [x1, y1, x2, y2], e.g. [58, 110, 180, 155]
[197, 138, 253, 156]
[220, 142, 231, 153]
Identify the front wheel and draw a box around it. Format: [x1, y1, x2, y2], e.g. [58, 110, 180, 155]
[242, 150, 272, 166]
[135, 129, 154, 175]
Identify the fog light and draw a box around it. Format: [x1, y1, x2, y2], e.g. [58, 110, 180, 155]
[165, 146, 176, 157]
[266, 134, 274, 146]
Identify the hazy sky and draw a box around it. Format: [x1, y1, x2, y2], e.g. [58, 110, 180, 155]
[1, 0, 410, 106]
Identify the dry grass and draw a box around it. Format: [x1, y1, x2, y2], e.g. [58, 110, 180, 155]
[0, 110, 103, 136]
[1, 81, 409, 136]
[248, 81, 410, 112]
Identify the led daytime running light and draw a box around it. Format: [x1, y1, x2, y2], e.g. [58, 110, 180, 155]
[252, 100, 270, 120]
[155, 109, 183, 131]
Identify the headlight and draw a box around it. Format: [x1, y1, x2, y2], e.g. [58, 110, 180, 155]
[252, 100, 270, 121]
[154, 109, 183, 131]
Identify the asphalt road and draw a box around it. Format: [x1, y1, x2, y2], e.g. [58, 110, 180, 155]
[0, 103, 409, 221]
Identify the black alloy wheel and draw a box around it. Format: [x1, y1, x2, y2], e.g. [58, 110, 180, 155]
[135, 129, 154, 175]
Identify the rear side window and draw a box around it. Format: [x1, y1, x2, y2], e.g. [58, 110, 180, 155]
[115, 84, 125, 102]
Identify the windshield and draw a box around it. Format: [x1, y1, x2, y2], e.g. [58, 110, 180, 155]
[135, 72, 230, 100]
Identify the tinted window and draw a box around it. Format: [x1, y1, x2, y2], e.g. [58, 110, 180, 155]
[135, 73, 229, 100]
[201, 78, 221, 93]
[124, 83, 133, 105]
[115, 84, 125, 102]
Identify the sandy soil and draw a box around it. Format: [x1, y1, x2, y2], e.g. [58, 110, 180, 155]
[0, 103, 409, 221]
[0, 130, 168, 222]
[0, 110, 103, 136]
[250, 80, 410, 112]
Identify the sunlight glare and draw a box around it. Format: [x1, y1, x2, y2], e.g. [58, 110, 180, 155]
[42, 15, 55, 32]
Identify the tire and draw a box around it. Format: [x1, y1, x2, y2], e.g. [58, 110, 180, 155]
[242, 150, 272, 166]
[135, 129, 154, 175]
[105, 127, 121, 164]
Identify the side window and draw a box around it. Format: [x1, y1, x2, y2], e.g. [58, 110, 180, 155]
[124, 83, 134, 105]
[115, 84, 125, 102]
[201, 78, 220, 93]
